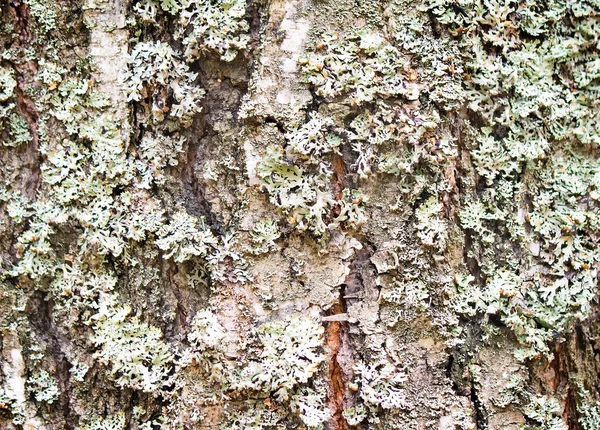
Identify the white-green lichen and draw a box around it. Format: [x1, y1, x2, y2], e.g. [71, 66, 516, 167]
[27, 370, 60, 404]
[134, 0, 250, 62]
[235, 315, 325, 402]
[24, 0, 57, 32]
[256, 145, 366, 235]
[299, 30, 410, 105]
[249, 217, 281, 255]
[285, 112, 342, 163]
[156, 211, 218, 263]
[0, 67, 32, 147]
[353, 358, 407, 410]
[177, 0, 250, 62]
[77, 412, 126, 430]
[92, 295, 174, 392]
[290, 387, 331, 429]
[123, 41, 204, 128]
[415, 196, 447, 250]
[523, 395, 568, 430]
[423, 0, 600, 360]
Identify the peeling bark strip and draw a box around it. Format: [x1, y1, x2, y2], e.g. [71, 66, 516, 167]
[325, 296, 348, 430]
[1, 0, 600, 429]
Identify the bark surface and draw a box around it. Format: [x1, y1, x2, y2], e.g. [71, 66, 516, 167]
[1, 0, 600, 429]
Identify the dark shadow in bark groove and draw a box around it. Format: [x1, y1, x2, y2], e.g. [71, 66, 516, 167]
[470, 381, 487, 429]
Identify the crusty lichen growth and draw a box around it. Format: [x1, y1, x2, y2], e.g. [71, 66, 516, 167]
[234, 315, 326, 401]
[0, 0, 252, 427]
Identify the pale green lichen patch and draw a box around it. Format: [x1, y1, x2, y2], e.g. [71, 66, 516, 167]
[299, 29, 411, 104]
[77, 412, 126, 430]
[255, 144, 366, 236]
[415, 196, 448, 250]
[353, 357, 407, 412]
[177, 0, 250, 62]
[26, 370, 60, 404]
[92, 295, 174, 392]
[162, 313, 329, 429]
[123, 41, 205, 128]
[227, 315, 330, 429]
[575, 385, 600, 430]
[523, 395, 569, 430]
[0, 67, 16, 101]
[285, 112, 342, 163]
[423, 0, 600, 360]
[156, 211, 218, 263]
[248, 217, 281, 255]
[2, 0, 600, 427]
[0, 3, 255, 426]
[0, 67, 32, 148]
[134, 0, 250, 62]
[24, 0, 57, 33]
[293, 25, 457, 248]
[234, 315, 325, 402]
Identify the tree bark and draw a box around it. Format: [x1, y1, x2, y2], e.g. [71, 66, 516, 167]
[1, 0, 600, 429]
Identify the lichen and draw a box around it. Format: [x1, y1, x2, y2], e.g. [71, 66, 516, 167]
[134, 0, 250, 62]
[353, 357, 407, 413]
[234, 315, 325, 402]
[123, 41, 204, 128]
[248, 217, 281, 255]
[1, 0, 600, 428]
[24, 0, 57, 33]
[255, 144, 365, 235]
[299, 29, 410, 104]
[26, 370, 60, 404]
[78, 412, 126, 430]
[156, 211, 218, 263]
[91, 294, 174, 392]
[177, 0, 250, 62]
[421, 0, 600, 360]
[0, 67, 32, 148]
[523, 395, 569, 430]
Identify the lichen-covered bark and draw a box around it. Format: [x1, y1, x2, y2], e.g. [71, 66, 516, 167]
[1, 0, 600, 429]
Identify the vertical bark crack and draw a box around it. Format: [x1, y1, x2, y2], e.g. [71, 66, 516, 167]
[470, 381, 487, 429]
[325, 293, 348, 430]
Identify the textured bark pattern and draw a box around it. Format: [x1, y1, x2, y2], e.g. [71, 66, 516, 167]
[1, 0, 600, 429]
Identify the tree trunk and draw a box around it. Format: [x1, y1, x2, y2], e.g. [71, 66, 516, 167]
[1, 0, 600, 429]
